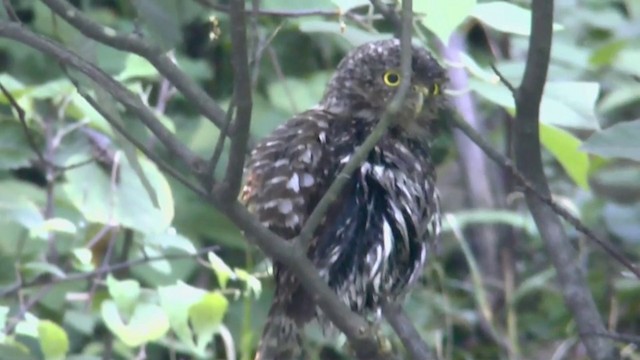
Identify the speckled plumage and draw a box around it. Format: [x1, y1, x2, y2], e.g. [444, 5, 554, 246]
[242, 39, 447, 360]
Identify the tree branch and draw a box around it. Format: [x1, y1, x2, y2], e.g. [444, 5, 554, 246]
[514, 0, 616, 358]
[218, 202, 396, 360]
[0, 22, 205, 173]
[40, 0, 228, 133]
[382, 302, 436, 360]
[220, 0, 253, 200]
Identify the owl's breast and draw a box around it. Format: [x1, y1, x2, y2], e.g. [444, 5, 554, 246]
[310, 135, 441, 313]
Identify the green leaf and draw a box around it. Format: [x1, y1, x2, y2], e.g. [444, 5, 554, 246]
[158, 282, 207, 350]
[331, 0, 367, 12]
[298, 20, 385, 47]
[101, 300, 170, 347]
[442, 210, 536, 233]
[590, 40, 627, 67]
[0, 306, 8, 333]
[117, 54, 159, 82]
[472, 1, 563, 36]
[72, 248, 94, 272]
[471, 80, 601, 130]
[131, 0, 181, 50]
[541, 82, 600, 130]
[0, 197, 43, 230]
[22, 262, 66, 278]
[263, 0, 334, 11]
[15, 313, 39, 337]
[613, 49, 640, 77]
[598, 84, 640, 114]
[0, 121, 37, 170]
[62, 152, 174, 234]
[233, 268, 262, 298]
[0, 343, 33, 360]
[139, 246, 173, 275]
[582, 120, 640, 162]
[106, 276, 141, 316]
[188, 292, 229, 351]
[144, 232, 197, 254]
[602, 203, 640, 244]
[417, 0, 476, 43]
[29, 218, 77, 240]
[540, 124, 590, 189]
[37, 320, 69, 360]
[267, 72, 332, 115]
[513, 269, 555, 303]
[208, 252, 236, 289]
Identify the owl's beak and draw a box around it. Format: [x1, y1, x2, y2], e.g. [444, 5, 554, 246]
[413, 84, 429, 116]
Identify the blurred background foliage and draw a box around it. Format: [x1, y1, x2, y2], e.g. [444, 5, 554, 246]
[0, 0, 639, 359]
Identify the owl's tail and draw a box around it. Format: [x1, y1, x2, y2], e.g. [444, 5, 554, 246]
[254, 300, 305, 360]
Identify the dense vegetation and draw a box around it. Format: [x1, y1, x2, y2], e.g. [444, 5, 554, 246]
[0, 0, 639, 359]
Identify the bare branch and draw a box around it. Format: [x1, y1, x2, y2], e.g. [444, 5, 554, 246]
[220, 0, 253, 200]
[382, 302, 436, 360]
[513, 0, 617, 358]
[40, 0, 228, 132]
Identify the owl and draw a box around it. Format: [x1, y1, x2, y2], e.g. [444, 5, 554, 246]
[241, 39, 447, 360]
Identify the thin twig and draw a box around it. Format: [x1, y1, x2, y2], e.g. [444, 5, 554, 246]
[207, 98, 236, 187]
[0, 81, 95, 171]
[490, 64, 516, 95]
[0, 82, 47, 166]
[2, 0, 20, 22]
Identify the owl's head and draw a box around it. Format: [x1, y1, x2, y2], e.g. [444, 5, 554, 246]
[321, 39, 447, 130]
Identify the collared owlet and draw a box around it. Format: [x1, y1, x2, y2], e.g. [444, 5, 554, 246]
[241, 38, 447, 360]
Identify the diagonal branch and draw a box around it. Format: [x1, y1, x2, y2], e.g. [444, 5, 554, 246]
[40, 0, 228, 133]
[218, 201, 398, 360]
[513, 0, 617, 359]
[0, 22, 204, 173]
[447, 111, 639, 279]
[382, 302, 436, 360]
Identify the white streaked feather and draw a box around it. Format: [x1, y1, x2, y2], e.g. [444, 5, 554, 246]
[286, 173, 300, 192]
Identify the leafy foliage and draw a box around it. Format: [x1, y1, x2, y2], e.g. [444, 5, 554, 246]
[0, 0, 638, 359]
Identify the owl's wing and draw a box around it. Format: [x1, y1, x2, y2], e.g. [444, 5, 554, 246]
[241, 109, 333, 239]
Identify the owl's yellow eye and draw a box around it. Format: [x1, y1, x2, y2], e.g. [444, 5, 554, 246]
[383, 70, 401, 87]
[432, 83, 440, 95]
